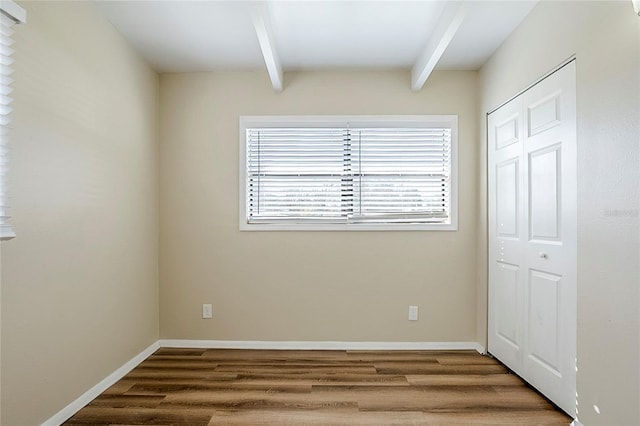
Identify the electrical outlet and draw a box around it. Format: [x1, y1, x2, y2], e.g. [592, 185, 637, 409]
[408, 305, 419, 321]
[202, 304, 213, 319]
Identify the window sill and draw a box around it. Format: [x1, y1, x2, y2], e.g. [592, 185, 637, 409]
[239, 222, 458, 231]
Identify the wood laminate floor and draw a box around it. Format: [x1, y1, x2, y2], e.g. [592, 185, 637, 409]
[64, 348, 571, 425]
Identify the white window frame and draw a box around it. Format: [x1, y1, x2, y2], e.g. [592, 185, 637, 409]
[0, 0, 27, 241]
[239, 115, 458, 231]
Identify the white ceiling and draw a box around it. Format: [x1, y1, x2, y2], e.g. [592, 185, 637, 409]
[93, 0, 537, 74]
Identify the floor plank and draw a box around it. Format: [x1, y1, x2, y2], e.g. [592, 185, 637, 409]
[63, 348, 571, 425]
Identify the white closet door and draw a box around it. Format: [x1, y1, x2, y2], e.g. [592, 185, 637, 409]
[488, 61, 576, 416]
[488, 94, 525, 374]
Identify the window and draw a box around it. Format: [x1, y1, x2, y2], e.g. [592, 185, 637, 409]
[0, 1, 26, 240]
[239, 116, 457, 231]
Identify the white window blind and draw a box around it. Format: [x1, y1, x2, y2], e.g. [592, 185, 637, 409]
[241, 116, 457, 230]
[0, 1, 26, 240]
[247, 128, 350, 222]
[351, 128, 450, 223]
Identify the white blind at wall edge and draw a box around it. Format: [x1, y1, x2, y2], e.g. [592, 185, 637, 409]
[246, 127, 451, 224]
[0, 13, 16, 239]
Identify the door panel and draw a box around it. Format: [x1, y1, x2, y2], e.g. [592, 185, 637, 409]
[528, 92, 561, 136]
[495, 114, 520, 149]
[497, 159, 519, 237]
[496, 262, 520, 349]
[488, 61, 576, 417]
[529, 145, 561, 241]
[528, 269, 562, 373]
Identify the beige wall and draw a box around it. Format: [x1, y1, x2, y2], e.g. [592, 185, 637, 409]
[478, 2, 639, 425]
[159, 70, 478, 342]
[0, 253, 2, 421]
[1, 2, 159, 425]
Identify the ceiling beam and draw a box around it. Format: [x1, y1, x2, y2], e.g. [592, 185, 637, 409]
[252, 2, 283, 92]
[411, 1, 467, 91]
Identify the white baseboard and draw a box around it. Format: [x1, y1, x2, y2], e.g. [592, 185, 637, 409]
[41, 341, 160, 426]
[159, 339, 486, 353]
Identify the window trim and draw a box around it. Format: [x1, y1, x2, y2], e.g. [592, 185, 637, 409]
[239, 115, 458, 231]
